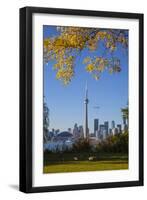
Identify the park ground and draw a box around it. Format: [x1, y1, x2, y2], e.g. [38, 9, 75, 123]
[43, 153, 128, 173]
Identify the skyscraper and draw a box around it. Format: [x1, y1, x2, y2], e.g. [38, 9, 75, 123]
[73, 123, 79, 137]
[84, 83, 89, 138]
[79, 125, 84, 138]
[109, 128, 112, 135]
[104, 121, 109, 135]
[111, 120, 115, 129]
[94, 119, 99, 136]
[112, 128, 118, 135]
[117, 124, 122, 133]
[99, 124, 105, 139]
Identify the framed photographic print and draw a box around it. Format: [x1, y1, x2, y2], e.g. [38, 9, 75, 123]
[19, 7, 144, 193]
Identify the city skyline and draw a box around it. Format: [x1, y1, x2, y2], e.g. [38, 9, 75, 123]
[47, 84, 125, 135]
[48, 118, 123, 135]
[43, 25, 128, 132]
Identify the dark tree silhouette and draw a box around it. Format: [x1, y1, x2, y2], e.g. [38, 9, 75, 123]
[43, 99, 49, 143]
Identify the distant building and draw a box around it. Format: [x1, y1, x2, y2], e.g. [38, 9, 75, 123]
[55, 129, 60, 136]
[109, 128, 112, 135]
[104, 121, 109, 135]
[78, 125, 84, 138]
[111, 120, 115, 129]
[94, 119, 99, 137]
[95, 130, 99, 139]
[73, 123, 79, 138]
[117, 124, 122, 133]
[99, 124, 105, 132]
[52, 128, 55, 135]
[89, 133, 95, 137]
[112, 128, 118, 135]
[56, 131, 73, 141]
[99, 124, 105, 139]
[44, 131, 73, 152]
[68, 128, 72, 134]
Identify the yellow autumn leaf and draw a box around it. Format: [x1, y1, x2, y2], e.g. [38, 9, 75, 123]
[43, 27, 127, 84]
[86, 64, 95, 72]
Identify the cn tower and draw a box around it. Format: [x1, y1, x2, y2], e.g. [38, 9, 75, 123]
[84, 83, 89, 138]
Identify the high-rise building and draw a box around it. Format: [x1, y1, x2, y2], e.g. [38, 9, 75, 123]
[79, 125, 84, 138]
[99, 124, 105, 139]
[112, 127, 118, 135]
[117, 124, 122, 133]
[84, 83, 89, 138]
[95, 130, 99, 139]
[73, 123, 79, 137]
[94, 119, 99, 136]
[104, 121, 109, 135]
[111, 120, 115, 129]
[103, 129, 107, 139]
[99, 124, 105, 132]
[109, 128, 112, 135]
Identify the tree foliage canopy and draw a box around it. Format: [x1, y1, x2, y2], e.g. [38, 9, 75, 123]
[96, 131, 128, 154]
[44, 26, 128, 84]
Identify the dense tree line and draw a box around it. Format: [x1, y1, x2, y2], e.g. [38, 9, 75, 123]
[44, 131, 128, 155]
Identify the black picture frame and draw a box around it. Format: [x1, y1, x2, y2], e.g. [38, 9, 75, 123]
[19, 6, 144, 193]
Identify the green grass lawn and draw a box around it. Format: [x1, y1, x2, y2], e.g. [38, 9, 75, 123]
[43, 160, 128, 173]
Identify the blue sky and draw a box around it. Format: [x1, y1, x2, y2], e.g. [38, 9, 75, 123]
[43, 26, 128, 133]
